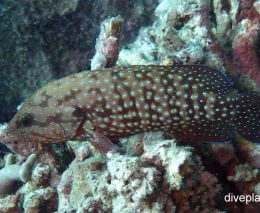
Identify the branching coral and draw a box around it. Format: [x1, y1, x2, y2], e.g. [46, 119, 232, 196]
[0, 154, 59, 212]
[0, 153, 37, 198]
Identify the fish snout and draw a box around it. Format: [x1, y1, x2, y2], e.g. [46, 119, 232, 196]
[0, 125, 17, 146]
[0, 132, 12, 145]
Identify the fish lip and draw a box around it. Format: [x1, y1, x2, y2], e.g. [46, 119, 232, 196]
[0, 132, 10, 144]
[0, 131, 17, 145]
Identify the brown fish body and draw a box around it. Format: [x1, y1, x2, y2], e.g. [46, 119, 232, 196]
[2, 65, 260, 147]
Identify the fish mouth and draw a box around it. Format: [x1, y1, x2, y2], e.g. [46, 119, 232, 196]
[0, 132, 16, 145]
[0, 132, 6, 142]
[0, 124, 20, 146]
[0, 123, 15, 143]
[0, 131, 19, 156]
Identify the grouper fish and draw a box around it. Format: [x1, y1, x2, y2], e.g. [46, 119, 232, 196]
[1, 65, 259, 154]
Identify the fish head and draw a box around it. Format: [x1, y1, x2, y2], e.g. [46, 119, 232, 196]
[3, 82, 91, 146]
[3, 99, 67, 145]
[4, 100, 35, 143]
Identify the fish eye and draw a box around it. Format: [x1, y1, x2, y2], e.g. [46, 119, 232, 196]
[16, 113, 34, 128]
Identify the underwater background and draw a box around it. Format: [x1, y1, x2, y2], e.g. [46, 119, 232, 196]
[0, 0, 259, 212]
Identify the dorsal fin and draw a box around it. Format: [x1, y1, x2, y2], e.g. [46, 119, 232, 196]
[172, 64, 235, 95]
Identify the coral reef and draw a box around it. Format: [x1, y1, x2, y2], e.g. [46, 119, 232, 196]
[232, 0, 260, 87]
[0, 0, 259, 212]
[56, 133, 224, 212]
[0, 130, 259, 212]
[0, 153, 58, 212]
[118, 0, 217, 66]
[118, 0, 260, 90]
[5, 131, 251, 212]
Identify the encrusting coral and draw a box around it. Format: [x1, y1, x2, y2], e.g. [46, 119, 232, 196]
[118, 0, 260, 90]
[232, 0, 260, 88]
[57, 133, 224, 212]
[91, 16, 124, 69]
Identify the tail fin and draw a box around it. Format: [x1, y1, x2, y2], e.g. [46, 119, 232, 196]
[234, 92, 260, 143]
